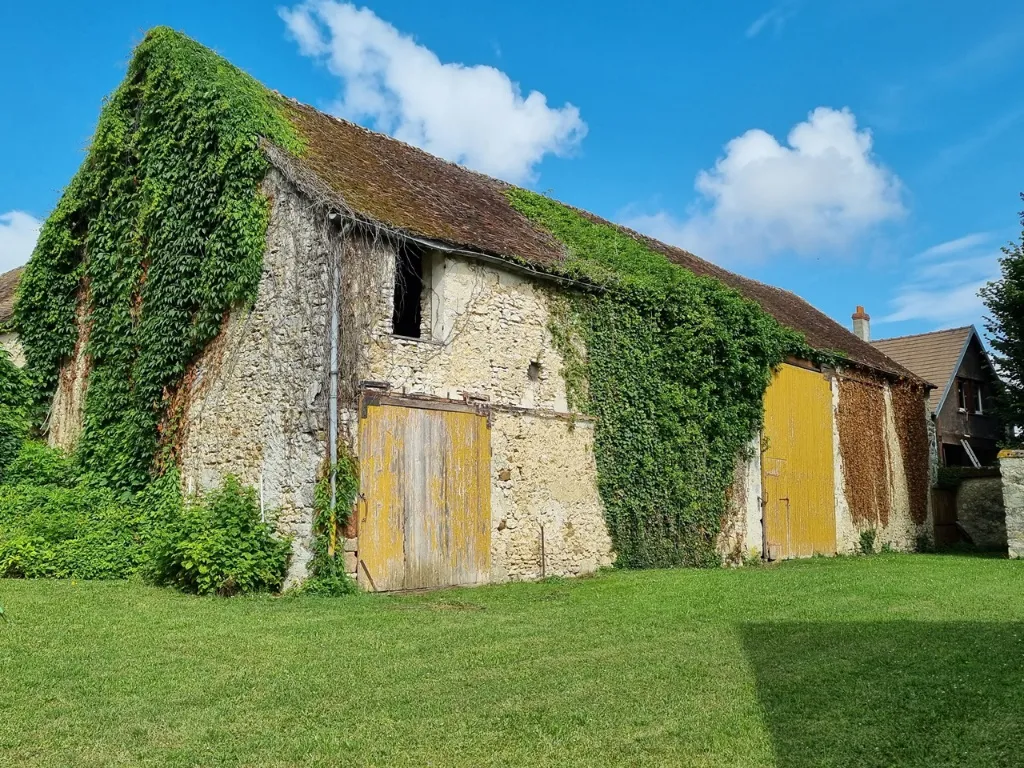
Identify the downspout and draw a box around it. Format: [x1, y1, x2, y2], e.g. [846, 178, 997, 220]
[327, 217, 343, 556]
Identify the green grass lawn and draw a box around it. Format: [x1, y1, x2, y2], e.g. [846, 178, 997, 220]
[1, 554, 1022, 767]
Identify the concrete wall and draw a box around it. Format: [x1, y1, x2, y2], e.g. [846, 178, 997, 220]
[0, 331, 24, 367]
[998, 450, 1024, 558]
[177, 169, 332, 585]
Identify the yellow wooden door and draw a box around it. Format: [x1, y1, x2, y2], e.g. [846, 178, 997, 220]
[358, 399, 491, 591]
[762, 364, 836, 559]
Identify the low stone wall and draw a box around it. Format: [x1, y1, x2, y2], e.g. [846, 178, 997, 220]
[999, 450, 1024, 559]
[955, 474, 1006, 551]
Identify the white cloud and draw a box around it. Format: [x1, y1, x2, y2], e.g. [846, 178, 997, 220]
[625, 107, 904, 262]
[279, 1, 586, 183]
[0, 211, 41, 274]
[881, 279, 992, 325]
[746, 3, 798, 39]
[880, 234, 1000, 326]
[915, 232, 991, 259]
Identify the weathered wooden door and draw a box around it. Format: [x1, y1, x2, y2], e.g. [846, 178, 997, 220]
[762, 364, 837, 559]
[358, 398, 491, 591]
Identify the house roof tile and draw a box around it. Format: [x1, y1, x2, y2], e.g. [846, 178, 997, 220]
[873, 327, 973, 411]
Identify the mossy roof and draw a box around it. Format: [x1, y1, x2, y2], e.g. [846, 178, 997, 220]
[282, 99, 916, 380]
[42, 27, 921, 382]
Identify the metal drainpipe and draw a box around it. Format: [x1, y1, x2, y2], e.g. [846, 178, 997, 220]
[328, 222, 342, 531]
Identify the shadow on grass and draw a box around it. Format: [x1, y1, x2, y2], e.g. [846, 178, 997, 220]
[740, 621, 1024, 768]
[931, 544, 1008, 558]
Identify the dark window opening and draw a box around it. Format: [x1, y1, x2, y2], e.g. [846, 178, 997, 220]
[957, 378, 985, 415]
[942, 443, 968, 467]
[393, 246, 424, 338]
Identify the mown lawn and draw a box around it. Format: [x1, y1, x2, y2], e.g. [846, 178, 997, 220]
[1, 554, 1022, 767]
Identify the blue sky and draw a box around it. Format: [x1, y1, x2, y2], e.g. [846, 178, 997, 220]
[1, 1, 1022, 341]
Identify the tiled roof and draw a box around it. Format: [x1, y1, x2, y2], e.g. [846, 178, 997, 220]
[872, 327, 973, 412]
[0, 266, 23, 325]
[280, 100, 919, 382]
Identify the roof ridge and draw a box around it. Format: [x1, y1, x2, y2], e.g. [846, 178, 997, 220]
[874, 326, 974, 343]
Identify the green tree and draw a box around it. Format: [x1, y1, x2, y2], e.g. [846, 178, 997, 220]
[981, 194, 1024, 438]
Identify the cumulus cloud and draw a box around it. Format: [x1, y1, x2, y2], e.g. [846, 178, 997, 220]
[0, 211, 41, 274]
[279, 1, 586, 183]
[625, 107, 905, 262]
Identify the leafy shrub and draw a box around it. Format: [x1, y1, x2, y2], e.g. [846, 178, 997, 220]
[146, 476, 290, 596]
[301, 455, 358, 596]
[859, 528, 877, 555]
[2, 441, 78, 488]
[0, 483, 151, 579]
[0, 348, 29, 481]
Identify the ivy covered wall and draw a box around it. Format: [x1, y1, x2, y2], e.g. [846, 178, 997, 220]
[506, 190, 828, 567]
[15, 27, 302, 491]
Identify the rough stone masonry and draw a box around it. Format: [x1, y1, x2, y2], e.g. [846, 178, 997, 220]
[999, 450, 1024, 559]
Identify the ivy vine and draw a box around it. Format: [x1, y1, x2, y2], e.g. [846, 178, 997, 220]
[507, 189, 819, 567]
[303, 448, 360, 596]
[15, 27, 302, 491]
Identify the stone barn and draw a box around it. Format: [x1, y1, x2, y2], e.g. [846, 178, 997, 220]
[0, 267, 24, 366]
[19, 29, 934, 590]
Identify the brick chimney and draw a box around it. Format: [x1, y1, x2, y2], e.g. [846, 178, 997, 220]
[852, 306, 870, 342]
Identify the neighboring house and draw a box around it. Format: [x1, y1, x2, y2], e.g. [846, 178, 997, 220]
[871, 324, 1004, 466]
[0, 266, 25, 366]
[30, 30, 934, 589]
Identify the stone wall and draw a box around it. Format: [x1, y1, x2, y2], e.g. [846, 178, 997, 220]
[490, 412, 613, 580]
[178, 169, 332, 585]
[834, 373, 931, 554]
[722, 369, 933, 560]
[0, 331, 24, 367]
[351, 233, 614, 582]
[998, 450, 1024, 559]
[955, 476, 1006, 550]
[718, 438, 762, 564]
[364, 252, 571, 411]
[47, 298, 90, 453]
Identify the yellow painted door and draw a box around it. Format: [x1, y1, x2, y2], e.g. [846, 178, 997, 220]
[762, 364, 836, 559]
[358, 400, 491, 591]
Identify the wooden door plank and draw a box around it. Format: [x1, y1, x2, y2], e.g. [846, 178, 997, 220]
[358, 404, 407, 591]
[762, 364, 836, 559]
